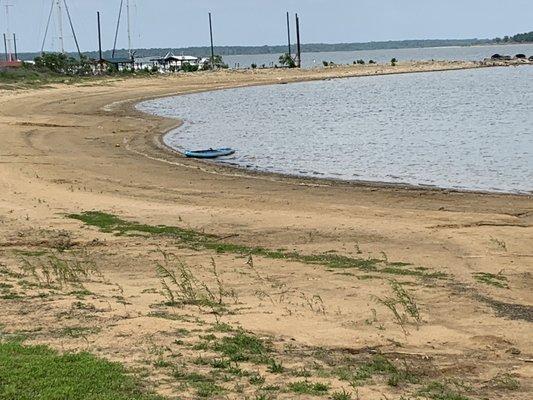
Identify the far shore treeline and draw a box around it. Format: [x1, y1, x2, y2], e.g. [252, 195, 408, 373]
[6, 32, 533, 61]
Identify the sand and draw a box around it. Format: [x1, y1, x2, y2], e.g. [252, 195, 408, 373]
[0, 61, 532, 399]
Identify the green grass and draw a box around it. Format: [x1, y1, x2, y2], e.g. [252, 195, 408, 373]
[331, 389, 353, 400]
[417, 381, 471, 400]
[331, 355, 419, 387]
[68, 211, 445, 279]
[287, 381, 330, 395]
[473, 272, 509, 289]
[213, 331, 270, 363]
[172, 369, 224, 398]
[0, 341, 163, 400]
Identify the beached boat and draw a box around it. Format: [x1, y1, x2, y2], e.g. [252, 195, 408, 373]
[184, 148, 236, 159]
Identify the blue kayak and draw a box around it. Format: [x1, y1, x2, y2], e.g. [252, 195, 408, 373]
[184, 148, 236, 159]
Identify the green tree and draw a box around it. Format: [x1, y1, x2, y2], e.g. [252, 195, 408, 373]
[34, 53, 92, 76]
[203, 55, 228, 70]
[279, 53, 296, 68]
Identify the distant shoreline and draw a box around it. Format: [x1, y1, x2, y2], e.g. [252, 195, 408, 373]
[13, 40, 533, 61]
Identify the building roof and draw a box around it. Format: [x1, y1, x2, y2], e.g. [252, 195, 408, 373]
[152, 52, 199, 62]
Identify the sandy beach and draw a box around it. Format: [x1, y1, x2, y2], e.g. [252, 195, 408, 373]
[1, 61, 532, 399]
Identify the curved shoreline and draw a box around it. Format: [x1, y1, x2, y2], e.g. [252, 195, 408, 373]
[132, 66, 532, 197]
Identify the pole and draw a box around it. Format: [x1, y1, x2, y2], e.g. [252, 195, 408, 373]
[63, 0, 81, 58]
[286, 12, 291, 57]
[41, 0, 54, 54]
[13, 33, 17, 60]
[3, 34, 8, 61]
[126, 0, 132, 58]
[209, 12, 215, 69]
[112, 0, 124, 59]
[97, 12, 103, 61]
[4, 3, 13, 61]
[295, 14, 302, 68]
[56, 0, 65, 53]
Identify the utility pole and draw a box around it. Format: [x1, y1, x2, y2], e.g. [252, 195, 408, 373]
[286, 12, 291, 57]
[295, 14, 302, 68]
[209, 12, 215, 69]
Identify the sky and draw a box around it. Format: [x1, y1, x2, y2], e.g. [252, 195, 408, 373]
[1, 0, 532, 53]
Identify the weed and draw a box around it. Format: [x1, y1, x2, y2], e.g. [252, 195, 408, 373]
[57, 326, 101, 339]
[195, 381, 224, 398]
[473, 272, 509, 289]
[172, 369, 224, 398]
[211, 358, 231, 369]
[19, 250, 99, 289]
[287, 380, 330, 395]
[155, 252, 233, 315]
[418, 381, 471, 400]
[213, 331, 270, 363]
[267, 359, 284, 373]
[209, 322, 236, 333]
[249, 373, 266, 385]
[489, 237, 507, 251]
[331, 389, 353, 400]
[375, 280, 421, 335]
[489, 373, 520, 390]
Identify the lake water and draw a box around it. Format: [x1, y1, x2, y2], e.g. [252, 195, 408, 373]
[224, 43, 533, 69]
[138, 66, 533, 194]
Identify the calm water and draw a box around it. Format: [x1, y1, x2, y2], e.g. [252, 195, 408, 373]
[138, 66, 533, 194]
[224, 43, 533, 69]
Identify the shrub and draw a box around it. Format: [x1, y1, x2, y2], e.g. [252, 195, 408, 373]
[279, 53, 296, 68]
[34, 53, 92, 76]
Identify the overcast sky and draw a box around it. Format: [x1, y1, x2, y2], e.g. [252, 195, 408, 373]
[2, 0, 532, 53]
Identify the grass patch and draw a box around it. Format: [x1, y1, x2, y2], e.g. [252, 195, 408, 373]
[0, 341, 163, 400]
[418, 381, 471, 400]
[213, 331, 271, 363]
[473, 272, 509, 289]
[331, 389, 353, 400]
[172, 369, 224, 398]
[489, 373, 520, 390]
[68, 211, 445, 279]
[333, 355, 419, 387]
[56, 326, 101, 339]
[287, 381, 330, 395]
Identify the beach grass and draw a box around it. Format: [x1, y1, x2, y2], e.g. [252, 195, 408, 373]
[68, 211, 446, 279]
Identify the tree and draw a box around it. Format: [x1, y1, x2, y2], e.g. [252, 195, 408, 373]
[391, 58, 397, 66]
[181, 62, 199, 73]
[34, 53, 92, 76]
[203, 55, 228, 70]
[278, 53, 296, 68]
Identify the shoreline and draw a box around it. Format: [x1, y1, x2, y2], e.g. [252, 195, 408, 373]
[1, 60, 532, 399]
[130, 64, 532, 198]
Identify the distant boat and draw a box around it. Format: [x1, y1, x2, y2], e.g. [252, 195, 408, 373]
[184, 148, 236, 159]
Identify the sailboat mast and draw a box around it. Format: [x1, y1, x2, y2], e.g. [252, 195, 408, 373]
[126, 0, 132, 58]
[3, 2, 13, 61]
[56, 0, 65, 53]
